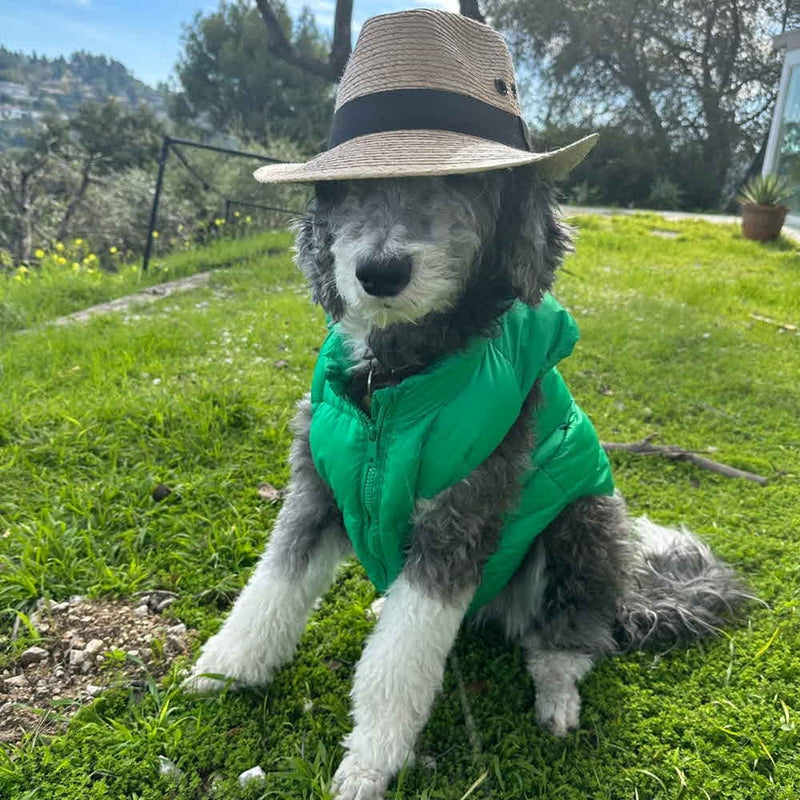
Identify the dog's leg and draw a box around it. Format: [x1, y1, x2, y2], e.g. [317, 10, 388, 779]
[521, 494, 630, 736]
[331, 574, 471, 800]
[185, 399, 350, 692]
[331, 391, 537, 800]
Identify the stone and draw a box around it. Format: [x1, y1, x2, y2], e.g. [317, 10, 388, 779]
[166, 623, 186, 637]
[69, 595, 85, 605]
[238, 766, 266, 788]
[69, 650, 86, 666]
[19, 646, 48, 666]
[85, 639, 105, 657]
[158, 756, 183, 781]
[133, 605, 149, 617]
[4, 674, 28, 688]
[85, 685, 103, 698]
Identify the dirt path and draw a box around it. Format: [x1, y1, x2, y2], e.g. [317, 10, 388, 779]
[564, 205, 800, 244]
[49, 271, 213, 327]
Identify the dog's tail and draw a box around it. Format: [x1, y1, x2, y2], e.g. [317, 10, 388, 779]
[615, 517, 751, 650]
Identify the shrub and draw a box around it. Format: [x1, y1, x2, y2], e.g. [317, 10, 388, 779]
[647, 176, 684, 210]
[736, 174, 793, 206]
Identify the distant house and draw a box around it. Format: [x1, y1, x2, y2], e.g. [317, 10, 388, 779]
[764, 30, 800, 226]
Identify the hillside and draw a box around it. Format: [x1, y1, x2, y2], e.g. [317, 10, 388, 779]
[0, 48, 167, 149]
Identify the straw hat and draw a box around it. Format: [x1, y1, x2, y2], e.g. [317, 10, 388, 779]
[253, 8, 597, 184]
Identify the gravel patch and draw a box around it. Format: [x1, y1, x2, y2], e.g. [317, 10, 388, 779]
[1, 593, 193, 744]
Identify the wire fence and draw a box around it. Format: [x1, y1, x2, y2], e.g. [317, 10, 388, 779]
[143, 136, 304, 271]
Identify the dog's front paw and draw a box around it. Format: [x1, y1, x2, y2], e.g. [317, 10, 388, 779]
[181, 669, 242, 694]
[535, 684, 581, 737]
[182, 633, 274, 694]
[331, 754, 389, 800]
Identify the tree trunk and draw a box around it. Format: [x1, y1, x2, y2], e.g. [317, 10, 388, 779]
[57, 160, 92, 243]
[257, 0, 483, 82]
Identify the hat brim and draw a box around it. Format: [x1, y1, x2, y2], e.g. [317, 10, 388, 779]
[253, 130, 598, 184]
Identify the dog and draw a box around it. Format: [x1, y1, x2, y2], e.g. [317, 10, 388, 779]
[186, 166, 748, 800]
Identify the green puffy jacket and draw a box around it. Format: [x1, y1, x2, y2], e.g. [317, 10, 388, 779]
[308, 295, 614, 613]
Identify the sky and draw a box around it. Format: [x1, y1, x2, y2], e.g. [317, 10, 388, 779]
[1, 0, 460, 87]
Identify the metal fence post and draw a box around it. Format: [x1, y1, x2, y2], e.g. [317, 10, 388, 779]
[142, 136, 171, 272]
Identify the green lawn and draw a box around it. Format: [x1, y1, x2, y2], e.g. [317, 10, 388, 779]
[1, 216, 799, 799]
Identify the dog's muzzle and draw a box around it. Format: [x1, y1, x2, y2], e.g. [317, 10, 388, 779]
[356, 256, 412, 297]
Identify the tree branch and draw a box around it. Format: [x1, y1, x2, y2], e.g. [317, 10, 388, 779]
[459, 0, 485, 23]
[602, 434, 772, 485]
[254, 0, 345, 81]
[329, 0, 353, 79]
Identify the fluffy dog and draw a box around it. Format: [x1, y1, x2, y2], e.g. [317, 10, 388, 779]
[186, 167, 747, 800]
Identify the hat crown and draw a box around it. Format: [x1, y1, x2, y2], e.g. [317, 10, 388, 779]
[336, 9, 521, 117]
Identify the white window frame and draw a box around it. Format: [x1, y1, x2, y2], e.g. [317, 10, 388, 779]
[763, 44, 800, 228]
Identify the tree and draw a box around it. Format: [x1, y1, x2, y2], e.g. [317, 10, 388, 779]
[173, 1, 334, 152]
[0, 125, 65, 262]
[486, 0, 800, 206]
[252, 0, 486, 82]
[0, 101, 162, 261]
[55, 100, 163, 240]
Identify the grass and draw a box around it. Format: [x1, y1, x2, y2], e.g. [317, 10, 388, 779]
[1, 214, 799, 799]
[0, 231, 295, 336]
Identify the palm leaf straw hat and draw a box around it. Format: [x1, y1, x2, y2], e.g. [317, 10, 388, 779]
[253, 8, 597, 184]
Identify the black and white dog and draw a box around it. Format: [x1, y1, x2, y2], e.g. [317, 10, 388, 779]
[187, 167, 746, 800]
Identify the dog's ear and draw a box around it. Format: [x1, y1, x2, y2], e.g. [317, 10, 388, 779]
[495, 166, 573, 307]
[293, 190, 345, 320]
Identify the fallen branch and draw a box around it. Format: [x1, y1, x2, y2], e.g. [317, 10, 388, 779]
[750, 313, 798, 332]
[601, 433, 771, 485]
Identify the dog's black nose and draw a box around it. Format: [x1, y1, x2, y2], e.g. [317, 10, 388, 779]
[356, 256, 412, 297]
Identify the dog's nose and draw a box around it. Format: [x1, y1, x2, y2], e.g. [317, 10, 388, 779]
[356, 256, 412, 297]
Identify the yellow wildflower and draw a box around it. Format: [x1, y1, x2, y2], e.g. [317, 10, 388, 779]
[152, 231, 160, 239]
[234, 211, 241, 218]
[74, 238, 83, 246]
[109, 246, 118, 254]
[214, 218, 224, 227]
[57, 256, 67, 265]
[16, 266, 29, 276]
[72, 262, 80, 270]
[177, 225, 183, 232]
[245, 215, 252, 223]
[34, 248, 45, 259]
[55, 242, 65, 252]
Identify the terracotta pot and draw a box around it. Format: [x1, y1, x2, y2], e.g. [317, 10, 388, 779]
[741, 204, 788, 241]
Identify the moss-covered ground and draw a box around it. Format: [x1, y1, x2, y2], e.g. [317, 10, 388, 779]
[1, 217, 799, 799]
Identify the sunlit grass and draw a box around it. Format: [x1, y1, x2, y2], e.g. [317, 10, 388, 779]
[0, 230, 295, 336]
[0, 215, 798, 798]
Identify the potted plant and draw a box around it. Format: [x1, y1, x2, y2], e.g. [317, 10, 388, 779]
[737, 174, 793, 241]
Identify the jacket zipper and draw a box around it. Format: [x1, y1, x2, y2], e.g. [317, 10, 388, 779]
[362, 400, 388, 583]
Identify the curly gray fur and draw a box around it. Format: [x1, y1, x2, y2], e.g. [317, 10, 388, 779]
[293, 167, 748, 656]
[615, 516, 751, 649]
[267, 397, 349, 576]
[294, 168, 571, 387]
[405, 385, 540, 600]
